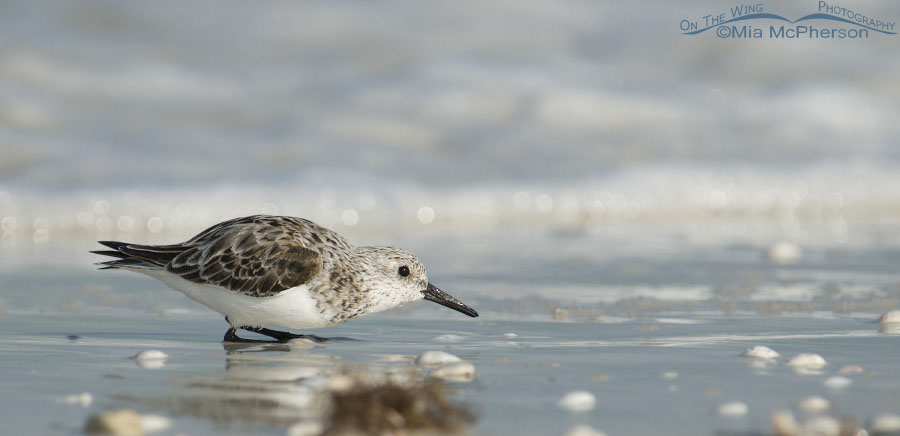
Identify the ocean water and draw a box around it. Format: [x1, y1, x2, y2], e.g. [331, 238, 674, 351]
[2, 0, 900, 435]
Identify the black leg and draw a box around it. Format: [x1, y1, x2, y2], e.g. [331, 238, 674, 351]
[222, 317, 330, 344]
[240, 326, 331, 344]
[223, 327, 272, 343]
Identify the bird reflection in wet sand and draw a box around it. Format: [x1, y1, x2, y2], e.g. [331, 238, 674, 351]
[120, 342, 475, 435]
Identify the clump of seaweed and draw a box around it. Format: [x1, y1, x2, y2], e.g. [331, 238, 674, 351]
[323, 378, 475, 436]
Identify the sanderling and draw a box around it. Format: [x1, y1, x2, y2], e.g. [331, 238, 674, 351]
[92, 215, 478, 343]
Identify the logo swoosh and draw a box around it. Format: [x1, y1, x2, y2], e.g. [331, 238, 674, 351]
[682, 13, 792, 35]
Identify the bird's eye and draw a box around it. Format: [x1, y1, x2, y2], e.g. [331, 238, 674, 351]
[398, 266, 410, 277]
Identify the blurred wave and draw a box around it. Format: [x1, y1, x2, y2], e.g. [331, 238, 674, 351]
[2, 162, 900, 251]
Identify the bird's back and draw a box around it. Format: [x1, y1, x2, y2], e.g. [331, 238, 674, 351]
[93, 215, 353, 298]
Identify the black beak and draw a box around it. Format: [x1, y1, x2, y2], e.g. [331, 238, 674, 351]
[422, 283, 479, 318]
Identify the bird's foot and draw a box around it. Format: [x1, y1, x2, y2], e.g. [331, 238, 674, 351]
[239, 326, 331, 344]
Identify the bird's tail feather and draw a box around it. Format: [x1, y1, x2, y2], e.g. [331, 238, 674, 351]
[91, 240, 186, 270]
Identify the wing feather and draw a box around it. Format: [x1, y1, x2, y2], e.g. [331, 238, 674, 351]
[165, 216, 326, 297]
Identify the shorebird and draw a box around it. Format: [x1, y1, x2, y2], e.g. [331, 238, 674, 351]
[92, 215, 478, 343]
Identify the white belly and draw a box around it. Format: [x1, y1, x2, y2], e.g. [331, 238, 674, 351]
[143, 270, 335, 329]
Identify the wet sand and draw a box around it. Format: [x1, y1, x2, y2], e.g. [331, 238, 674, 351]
[2, 296, 898, 435]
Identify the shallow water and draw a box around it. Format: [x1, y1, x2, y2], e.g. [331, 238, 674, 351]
[3, 230, 900, 435]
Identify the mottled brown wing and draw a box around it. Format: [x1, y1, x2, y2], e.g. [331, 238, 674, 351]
[166, 219, 323, 297]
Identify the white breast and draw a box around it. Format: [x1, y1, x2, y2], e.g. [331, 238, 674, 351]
[142, 270, 335, 329]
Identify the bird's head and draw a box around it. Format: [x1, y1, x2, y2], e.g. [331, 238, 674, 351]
[356, 246, 478, 318]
